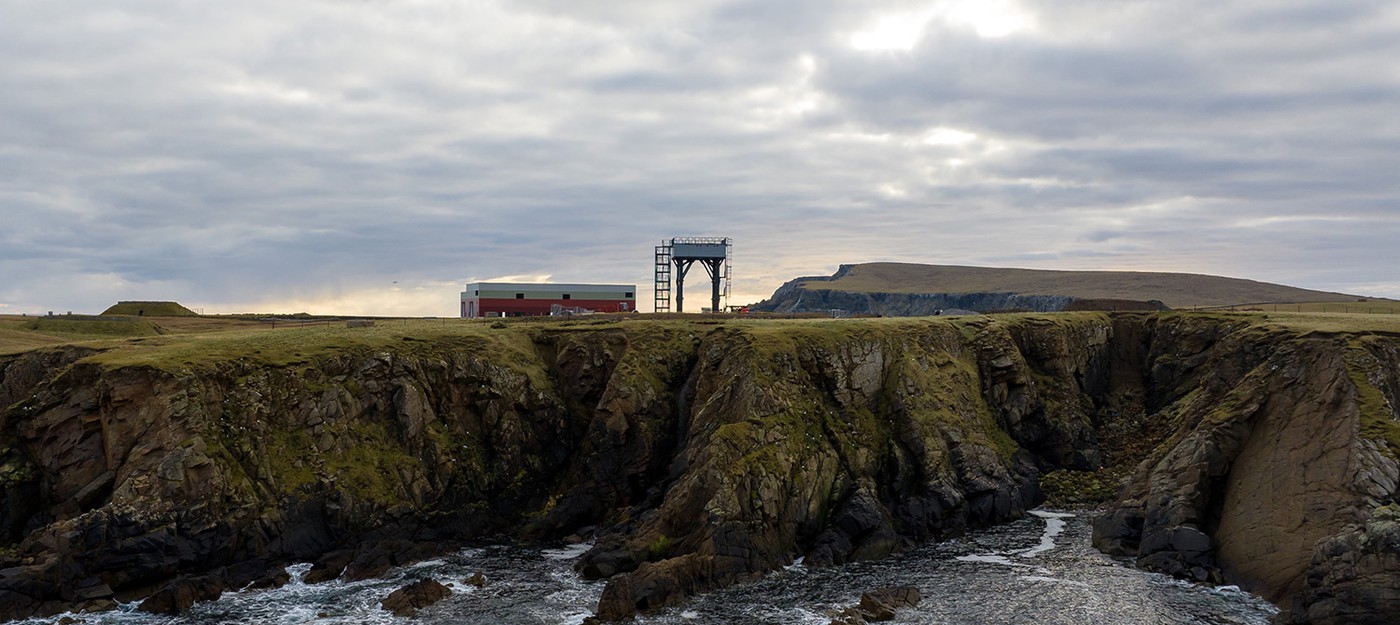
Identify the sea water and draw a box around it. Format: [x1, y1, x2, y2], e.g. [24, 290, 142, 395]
[14, 511, 1278, 625]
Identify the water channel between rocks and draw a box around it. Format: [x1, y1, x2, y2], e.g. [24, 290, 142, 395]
[16, 511, 1279, 625]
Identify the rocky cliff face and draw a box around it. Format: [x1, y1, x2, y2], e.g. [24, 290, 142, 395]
[0, 314, 1397, 623]
[748, 265, 1171, 315]
[1090, 321, 1400, 624]
[750, 277, 1076, 315]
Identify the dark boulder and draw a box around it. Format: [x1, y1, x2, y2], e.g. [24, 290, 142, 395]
[381, 578, 450, 617]
[858, 585, 922, 620]
[0, 589, 41, 622]
[1091, 507, 1144, 556]
[303, 549, 354, 584]
[248, 567, 292, 590]
[1135, 525, 1218, 583]
[577, 546, 640, 580]
[828, 586, 923, 624]
[343, 539, 412, 581]
[69, 577, 113, 602]
[221, 558, 274, 589]
[343, 538, 449, 582]
[138, 574, 225, 615]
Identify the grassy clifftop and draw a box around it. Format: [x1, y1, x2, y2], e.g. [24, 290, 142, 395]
[0, 314, 276, 355]
[7, 309, 1400, 367]
[782, 262, 1387, 309]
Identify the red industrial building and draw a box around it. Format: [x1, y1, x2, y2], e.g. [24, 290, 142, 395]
[460, 282, 637, 318]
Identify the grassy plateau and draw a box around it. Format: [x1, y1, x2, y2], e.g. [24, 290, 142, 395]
[799, 262, 1393, 310]
[3, 309, 1400, 369]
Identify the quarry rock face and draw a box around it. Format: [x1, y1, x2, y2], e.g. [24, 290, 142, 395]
[0, 314, 1397, 623]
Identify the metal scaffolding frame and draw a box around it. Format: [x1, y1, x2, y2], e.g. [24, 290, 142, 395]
[654, 237, 730, 313]
[654, 244, 673, 313]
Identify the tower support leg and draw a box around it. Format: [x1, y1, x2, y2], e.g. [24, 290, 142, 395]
[674, 260, 694, 313]
[703, 259, 724, 313]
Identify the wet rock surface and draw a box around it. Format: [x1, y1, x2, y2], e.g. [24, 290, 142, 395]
[826, 585, 922, 623]
[380, 578, 450, 617]
[138, 574, 226, 615]
[1285, 504, 1400, 625]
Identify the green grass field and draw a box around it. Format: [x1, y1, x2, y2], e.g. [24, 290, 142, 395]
[0, 316, 161, 353]
[1249, 310, 1400, 334]
[1201, 301, 1400, 315]
[0, 314, 269, 355]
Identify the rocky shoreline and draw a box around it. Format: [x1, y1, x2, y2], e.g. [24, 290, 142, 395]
[2, 314, 1398, 623]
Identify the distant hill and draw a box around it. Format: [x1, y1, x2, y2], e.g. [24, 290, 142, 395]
[101, 301, 199, 317]
[750, 263, 1371, 315]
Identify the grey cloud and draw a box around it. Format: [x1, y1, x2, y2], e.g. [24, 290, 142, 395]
[2, 0, 1398, 315]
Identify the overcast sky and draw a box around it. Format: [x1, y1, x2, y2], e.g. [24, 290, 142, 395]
[3, 0, 1398, 315]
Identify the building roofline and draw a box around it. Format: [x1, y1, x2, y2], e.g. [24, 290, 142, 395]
[464, 282, 636, 290]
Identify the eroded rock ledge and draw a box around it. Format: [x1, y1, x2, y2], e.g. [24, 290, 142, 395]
[1, 313, 1397, 623]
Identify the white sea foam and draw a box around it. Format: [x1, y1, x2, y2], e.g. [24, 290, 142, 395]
[1020, 510, 1074, 558]
[543, 542, 594, 560]
[762, 606, 830, 625]
[956, 553, 1026, 567]
[286, 561, 314, 584]
[1030, 510, 1077, 519]
[8, 512, 1281, 625]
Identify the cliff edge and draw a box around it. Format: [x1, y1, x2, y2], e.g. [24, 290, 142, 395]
[749, 263, 1367, 315]
[1, 313, 1398, 623]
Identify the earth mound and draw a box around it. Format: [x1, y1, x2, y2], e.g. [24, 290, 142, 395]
[101, 301, 198, 317]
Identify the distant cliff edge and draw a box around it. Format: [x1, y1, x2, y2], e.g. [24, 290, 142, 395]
[749, 263, 1367, 315]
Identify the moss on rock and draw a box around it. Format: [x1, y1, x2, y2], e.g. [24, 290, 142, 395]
[1039, 468, 1124, 507]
